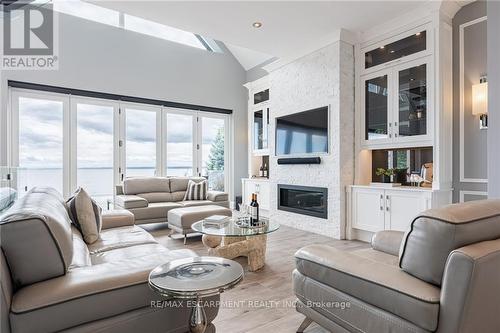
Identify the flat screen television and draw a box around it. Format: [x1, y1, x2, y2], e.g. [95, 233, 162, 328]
[275, 106, 329, 156]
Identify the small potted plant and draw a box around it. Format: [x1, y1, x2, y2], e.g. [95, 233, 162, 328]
[375, 168, 394, 183]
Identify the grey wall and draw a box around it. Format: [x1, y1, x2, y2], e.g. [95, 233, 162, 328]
[452, 1, 488, 202]
[0, 12, 248, 197]
[488, 1, 500, 198]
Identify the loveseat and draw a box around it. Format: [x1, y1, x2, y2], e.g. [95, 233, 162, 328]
[0, 187, 219, 333]
[115, 177, 229, 225]
[294, 199, 500, 333]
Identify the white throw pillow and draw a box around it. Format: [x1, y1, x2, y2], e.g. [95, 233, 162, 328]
[66, 187, 102, 244]
[184, 180, 208, 201]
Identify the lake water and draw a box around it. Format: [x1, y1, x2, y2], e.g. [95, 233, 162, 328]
[15, 167, 223, 208]
[16, 167, 191, 208]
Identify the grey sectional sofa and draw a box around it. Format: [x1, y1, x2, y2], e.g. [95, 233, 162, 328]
[0, 187, 219, 333]
[115, 177, 229, 225]
[294, 199, 500, 333]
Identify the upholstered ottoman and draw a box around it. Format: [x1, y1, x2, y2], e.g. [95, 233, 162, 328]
[167, 205, 232, 244]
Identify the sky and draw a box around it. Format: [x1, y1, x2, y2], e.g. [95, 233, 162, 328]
[18, 97, 224, 170]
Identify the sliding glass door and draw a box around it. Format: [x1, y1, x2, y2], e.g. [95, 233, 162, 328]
[11, 89, 231, 204]
[12, 91, 68, 197]
[72, 98, 118, 207]
[165, 111, 195, 177]
[199, 115, 226, 191]
[123, 105, 160, 178]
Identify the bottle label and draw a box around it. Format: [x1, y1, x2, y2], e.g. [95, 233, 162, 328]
[251, 206, 258, 220]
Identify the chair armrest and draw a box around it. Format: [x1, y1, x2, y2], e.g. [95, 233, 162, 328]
[114, 195, 148, 209]
[439, 239, 500, 333]
[207, 191, 228, 202]
[371, 230, 404, 256]
[101, 210, 134, 229]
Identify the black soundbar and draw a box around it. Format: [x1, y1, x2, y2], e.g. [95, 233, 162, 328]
[277, 157, 321, 165]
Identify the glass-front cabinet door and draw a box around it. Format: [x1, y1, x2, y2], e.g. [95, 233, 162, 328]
[364, 74, 390, 142]
[362, 58, 430, 147]
[396, 61, 428, 139]
[252, 105, 269, 154]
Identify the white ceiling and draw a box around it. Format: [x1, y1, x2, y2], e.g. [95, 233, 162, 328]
[224, 43, 274, 70]
[90, 1, 448, 69]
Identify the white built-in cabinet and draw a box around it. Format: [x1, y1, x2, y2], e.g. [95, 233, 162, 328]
[242, 178, 270, 217]
[360, 24, 434, 149]
[350, 16, 454, 241]
[350, 186, 431, 233]
[242, 76, 271, 217]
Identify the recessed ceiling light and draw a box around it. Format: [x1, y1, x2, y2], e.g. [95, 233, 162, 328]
[415, 32, 421, 36]
[390, 50, 395, 54]
[252, 22, 262, 28]
[380, 46, 385, 49]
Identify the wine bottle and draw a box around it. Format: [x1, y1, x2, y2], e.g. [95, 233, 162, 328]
[250, 193, 259, 224]
[259, 164, 264, 177]
[263, 163, 268, 178]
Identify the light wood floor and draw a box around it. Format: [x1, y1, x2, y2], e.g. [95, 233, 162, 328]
[144, 224, 368, 333]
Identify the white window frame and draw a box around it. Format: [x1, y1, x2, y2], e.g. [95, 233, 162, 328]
[69, 96, 120, 193]
[8, 87, 233, 201]
[119, 101, 162, 179]
[10, 88, 71, 197]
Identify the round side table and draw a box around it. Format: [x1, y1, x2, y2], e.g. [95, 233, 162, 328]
[149, 257, 243, 333]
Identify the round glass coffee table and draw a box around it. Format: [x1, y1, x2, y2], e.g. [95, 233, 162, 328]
[149, 257, 243, 333]
[191, 217, 280, 271]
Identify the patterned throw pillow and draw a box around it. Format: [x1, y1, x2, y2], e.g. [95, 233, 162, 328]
[184, 180, 208, 201]
[66, 187, 102, 244]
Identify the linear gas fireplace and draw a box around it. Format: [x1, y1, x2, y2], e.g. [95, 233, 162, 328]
[278, 184, 328, 219]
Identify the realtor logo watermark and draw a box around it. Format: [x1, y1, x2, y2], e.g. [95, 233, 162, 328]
[2, 1, 59, 70]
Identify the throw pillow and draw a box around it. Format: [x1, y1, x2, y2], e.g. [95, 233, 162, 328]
[66, 187, 102, 244]
[184, 180, 208, 201]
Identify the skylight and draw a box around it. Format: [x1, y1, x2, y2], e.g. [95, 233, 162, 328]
[124, 14, 206, 50]
[51, 0, 211, 51]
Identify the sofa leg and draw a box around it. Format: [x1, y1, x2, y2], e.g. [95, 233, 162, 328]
[184, 235, 187, 245]
[297, 317, 313, 333]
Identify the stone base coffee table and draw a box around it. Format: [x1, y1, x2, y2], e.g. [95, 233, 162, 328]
[149, 257, 243, 333]
[192, 217, 279, 272]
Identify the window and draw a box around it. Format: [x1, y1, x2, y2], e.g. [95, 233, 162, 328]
[124, 15, 206, 50]
[15, 95, 66, 196]
[10, 88, 231, 204]
[53, 0, 120, 27]
[52, 0, 212, 51]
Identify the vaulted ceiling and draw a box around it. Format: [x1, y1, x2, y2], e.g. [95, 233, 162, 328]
[91, 1, 463, 70]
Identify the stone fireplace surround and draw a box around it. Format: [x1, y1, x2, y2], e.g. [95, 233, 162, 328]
[267, 39, 355, 239]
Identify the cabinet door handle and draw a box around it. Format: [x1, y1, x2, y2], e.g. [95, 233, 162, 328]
[380, 194, 384, 211]
[395, 133, 398, 138]
[386, 195, 390, 211]
[389, 133, 392, 138]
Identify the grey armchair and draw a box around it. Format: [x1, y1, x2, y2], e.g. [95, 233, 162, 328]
[293, 199, 500, 333]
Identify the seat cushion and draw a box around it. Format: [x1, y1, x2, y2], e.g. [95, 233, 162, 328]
[88, 225, 157, 255]
[0, 187, 73, 287]
[295, 245, 440, 331]
[9, 244, 197, 333]
[294, 270, 430, 333]
[136, 192, 173, 203]
[167, 205, 232, 230]
[178, 200, 216, 207]
[129, 202, 182, 221]
[399, 199, 500, 285]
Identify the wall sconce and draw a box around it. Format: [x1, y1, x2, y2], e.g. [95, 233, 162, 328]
[472, 76, 488, 129]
